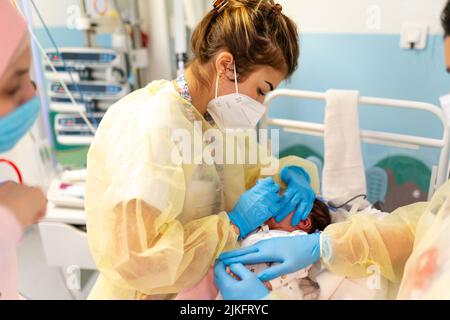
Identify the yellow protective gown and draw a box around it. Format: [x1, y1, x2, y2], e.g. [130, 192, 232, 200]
[317, 180, 450, 300]
[85, 80, 320, 300]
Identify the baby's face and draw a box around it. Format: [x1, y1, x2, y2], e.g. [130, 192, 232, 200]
[266, 211, 313, 233]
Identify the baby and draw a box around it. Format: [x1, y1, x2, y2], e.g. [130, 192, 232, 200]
[222, 198, 331, 300]
[174, 198, 331, 300]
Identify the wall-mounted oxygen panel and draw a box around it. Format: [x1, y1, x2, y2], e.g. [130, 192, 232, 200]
[400, 23, 428, 50]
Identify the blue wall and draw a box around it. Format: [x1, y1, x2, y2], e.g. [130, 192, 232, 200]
[35, 28, 111, 48]
[270, 34, 449, 169]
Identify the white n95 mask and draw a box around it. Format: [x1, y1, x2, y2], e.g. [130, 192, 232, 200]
[206, 63, 267, 132]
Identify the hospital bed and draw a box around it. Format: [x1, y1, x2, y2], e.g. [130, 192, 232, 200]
[262, 89, 450, 201]
[262, 89, 450, 300]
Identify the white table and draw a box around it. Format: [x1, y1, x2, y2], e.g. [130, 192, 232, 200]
[43, 202, 86, 225]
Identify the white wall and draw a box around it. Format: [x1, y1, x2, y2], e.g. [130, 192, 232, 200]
[280, 0, 448, 34]
[25, 0, 208, 80]
[28, 0, 449, 36]
[28, 0, 149, 28]
[25, 0, 449, 80]
[28, 0, 82, 28]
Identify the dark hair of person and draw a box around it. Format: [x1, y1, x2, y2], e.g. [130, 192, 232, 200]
[309, 199, 331, 232]
[442, 1, 450, 37]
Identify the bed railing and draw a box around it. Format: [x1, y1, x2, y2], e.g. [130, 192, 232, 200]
[263, 89, 450, 199]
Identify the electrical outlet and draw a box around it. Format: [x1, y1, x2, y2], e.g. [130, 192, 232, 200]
[400, 23, 428, 50]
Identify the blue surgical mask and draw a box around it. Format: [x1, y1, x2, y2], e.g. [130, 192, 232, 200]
[0, 96, 40, 154]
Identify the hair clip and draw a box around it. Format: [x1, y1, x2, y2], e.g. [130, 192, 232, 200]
[213, 0, 228, 14]
[273, 3, 283, 15]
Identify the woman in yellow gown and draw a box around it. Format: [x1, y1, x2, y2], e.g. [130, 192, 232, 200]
[85, 0, 319, 300]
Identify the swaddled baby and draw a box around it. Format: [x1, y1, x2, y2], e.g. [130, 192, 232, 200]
[175, 198, 331, 300]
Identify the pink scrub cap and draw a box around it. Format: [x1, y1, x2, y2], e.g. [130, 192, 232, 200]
[0, 0, 28, 78]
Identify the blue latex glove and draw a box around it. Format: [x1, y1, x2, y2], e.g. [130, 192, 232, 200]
[214, 261, 269, 300]
[219, 233, 321, 282]
[276, 166, 316, 226]
[229, 177, 282, 239]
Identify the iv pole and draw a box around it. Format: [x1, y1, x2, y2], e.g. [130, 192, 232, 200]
[173, 0, 188, 77]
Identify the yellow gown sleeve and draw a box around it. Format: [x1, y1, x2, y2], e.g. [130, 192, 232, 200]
[85, 89, 238, 297]
[264, 201, 428, 300]
[320, 201, 428, 283]
[101, 200, 238, 296]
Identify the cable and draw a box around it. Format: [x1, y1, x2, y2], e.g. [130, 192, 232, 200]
[30, 0, 82, 96]
[328, 194, 368, 210]
[27, 29, 97, 135]
[94, 0, 110, 16]
[29, 0, 99, 130]
[0, 159, 24, 184]
[112, 0, 133, 53]
[30, 0, 98, 129]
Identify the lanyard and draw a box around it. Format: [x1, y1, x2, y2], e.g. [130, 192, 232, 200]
[175, 74, 225, 209]
[175, 73, 193, 104]
[175, 74, 216, 125]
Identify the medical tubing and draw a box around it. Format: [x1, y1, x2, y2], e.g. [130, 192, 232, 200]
[328, 194, 368, 210]
[94, 0, 110, 16]
[27, 29, 97, 135]
[30, 0, 84, 100]
[112, 0, 133, 53]
[0, 159, 24, 184]
[29, 0, 99, 130]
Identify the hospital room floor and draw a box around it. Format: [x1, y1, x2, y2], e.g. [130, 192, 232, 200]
[16, 226, 98, 300]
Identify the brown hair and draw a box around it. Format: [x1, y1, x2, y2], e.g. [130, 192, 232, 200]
[189, 0, 300, 87]
[309, 199, 331, 232]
